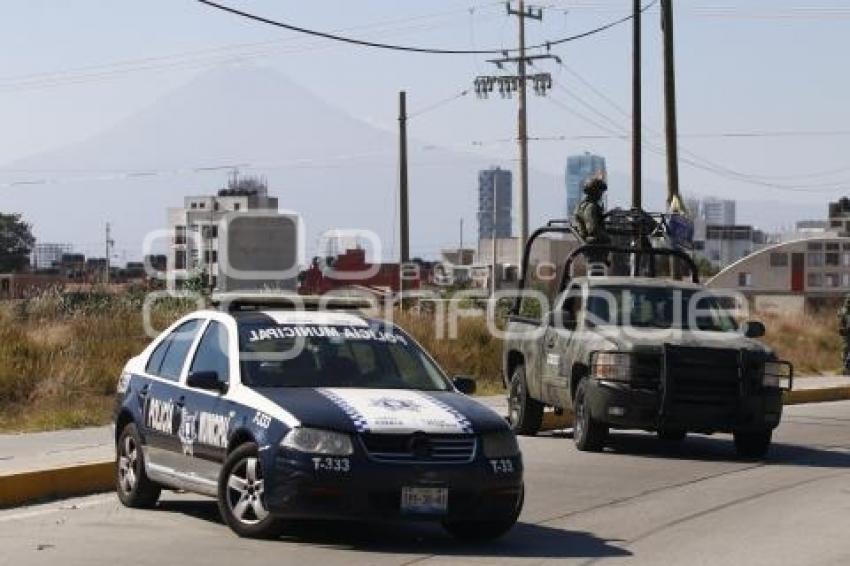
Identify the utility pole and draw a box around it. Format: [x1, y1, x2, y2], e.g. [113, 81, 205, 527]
[398, 91, 410, 300]
[104, 222, 114, 285]
[474, 2, 556, 268]
[491, 174, 499, 297]
[661, 0, 680, 207]
[632, 0, 642, 211]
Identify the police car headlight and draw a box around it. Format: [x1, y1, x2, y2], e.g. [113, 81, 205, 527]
[280, 427, 353, 456]
[482, 430, 520, 458]
[763, 361, 793, 390]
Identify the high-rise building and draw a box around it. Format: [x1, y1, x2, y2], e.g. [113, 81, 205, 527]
[477, 167, 512, 241]
[566, 152, 607, 217]
[702, 197, 736, 226]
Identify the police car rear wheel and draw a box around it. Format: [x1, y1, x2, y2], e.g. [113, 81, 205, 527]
[218, 443, 282, 538]
[442, 485, 524, 541]
[508, 366, 543, 436]
[116, 423, 160, 508]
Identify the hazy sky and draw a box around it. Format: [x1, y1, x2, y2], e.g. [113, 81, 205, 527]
[1, 1, 849, 257]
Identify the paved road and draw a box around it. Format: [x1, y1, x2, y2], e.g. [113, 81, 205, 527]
[1, 401, 848, 566]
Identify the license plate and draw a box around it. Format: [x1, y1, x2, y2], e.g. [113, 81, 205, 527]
[401, 487, 448, 515]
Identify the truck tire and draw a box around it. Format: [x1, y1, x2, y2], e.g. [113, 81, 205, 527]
[574, 378, 607, 452]
[733, 430, 772, 460]
[508, 365, 543, 436]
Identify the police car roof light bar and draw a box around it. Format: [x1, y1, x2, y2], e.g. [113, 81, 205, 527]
[210, 292, 374, 312]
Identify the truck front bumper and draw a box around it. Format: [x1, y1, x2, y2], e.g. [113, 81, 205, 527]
[586, 379, 784, 434]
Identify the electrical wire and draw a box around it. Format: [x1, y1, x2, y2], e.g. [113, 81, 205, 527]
[195, 0, 658, 55]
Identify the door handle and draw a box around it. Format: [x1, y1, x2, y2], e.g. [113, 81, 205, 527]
[138, 384, 150, 398]
[546, 338, 557, 349]
[175, 396, 186, 409]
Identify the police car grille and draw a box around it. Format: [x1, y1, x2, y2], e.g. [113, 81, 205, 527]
[360, 434, 477, 463]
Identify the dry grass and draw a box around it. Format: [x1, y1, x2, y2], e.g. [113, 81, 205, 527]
[0, 291, 193, 432]
[393, 310, 504, 394]
[758, 310, 842, 376]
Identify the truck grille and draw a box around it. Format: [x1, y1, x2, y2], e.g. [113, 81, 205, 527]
[663, 345, 741, 405]
[359, 433, 477, 464]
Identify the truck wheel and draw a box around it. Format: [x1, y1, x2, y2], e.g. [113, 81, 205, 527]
[574, 379, 607, 452]
[116, 423, 161, 509]
[508, 366, 543, 436]
[217, 443, 283, 539]
[733, 430, 772, 460]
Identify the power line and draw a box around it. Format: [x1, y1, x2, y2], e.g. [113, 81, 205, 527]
[196, 0, 657, 55]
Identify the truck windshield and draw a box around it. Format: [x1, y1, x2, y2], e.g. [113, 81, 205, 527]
[585, 286, 738, 332]
[238, 323, 450, 391]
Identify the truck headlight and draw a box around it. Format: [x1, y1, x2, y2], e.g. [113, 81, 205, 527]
[592, 352, 634, 382]
[763, 361, 793, 390]
[281, 427, 353, 456]
[482, 430, 520, 458]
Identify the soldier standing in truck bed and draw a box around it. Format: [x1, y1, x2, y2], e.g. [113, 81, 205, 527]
[838, 295, 850, 374]
[574, 177, 611, 268]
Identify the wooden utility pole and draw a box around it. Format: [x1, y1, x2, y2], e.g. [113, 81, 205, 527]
[398, 91, 409, 298]
[631, 0, 642, 211]
[104, 222, 113, 285]
[661, 0, 681, 207]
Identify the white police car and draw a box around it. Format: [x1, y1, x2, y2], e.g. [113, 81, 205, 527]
[114, 294, 523, 539]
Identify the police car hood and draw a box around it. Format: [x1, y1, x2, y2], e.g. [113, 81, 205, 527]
[253, 387, 507, 435]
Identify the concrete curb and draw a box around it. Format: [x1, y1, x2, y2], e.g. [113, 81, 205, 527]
[783, 386, 850, 405]
[1, 388, 849, 508]
[0, 461, 113, 508]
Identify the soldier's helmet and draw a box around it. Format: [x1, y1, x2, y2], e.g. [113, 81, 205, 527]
[583, 177, 608, 198]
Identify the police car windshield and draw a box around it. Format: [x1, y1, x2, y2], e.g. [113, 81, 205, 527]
[238, 322, 451, 391]
[585, 286, 738, 332]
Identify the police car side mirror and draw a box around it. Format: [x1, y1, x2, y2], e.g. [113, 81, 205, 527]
[187, 370, 226, 393]
[742, 320, 766, 338]
[452, 376, 477, 395]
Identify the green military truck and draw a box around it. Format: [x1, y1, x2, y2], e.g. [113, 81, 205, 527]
[503, 214, 793, 459]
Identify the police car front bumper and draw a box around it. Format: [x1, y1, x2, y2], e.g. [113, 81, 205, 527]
[263, 447, 523, 522]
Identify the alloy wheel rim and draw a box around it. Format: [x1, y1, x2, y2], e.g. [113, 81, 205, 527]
[118, 435, 138, 494]
[226, 457, 269, 525]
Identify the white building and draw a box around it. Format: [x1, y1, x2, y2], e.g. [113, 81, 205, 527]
[166, 178, 299, 291]
[702, 197, 736, 226]
[31, 243, 72, 270]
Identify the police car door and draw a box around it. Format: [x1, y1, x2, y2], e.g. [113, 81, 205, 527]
[139, 318, 203, 480]
[177, 318, 234, 488]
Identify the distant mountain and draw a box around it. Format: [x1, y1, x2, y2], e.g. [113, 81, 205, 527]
[0, 65, 820, 261]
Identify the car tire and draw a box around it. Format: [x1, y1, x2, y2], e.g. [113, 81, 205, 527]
[116, 423, 161, 508]
[443, 484, 524, 541]
[217, 443, 283, 539]
[573, 379, 607, 452]
[508, 366, 543, 436]
[733, 430, 772, 460]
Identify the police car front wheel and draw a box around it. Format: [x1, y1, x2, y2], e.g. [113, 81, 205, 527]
[217, 442, 283, 538]
[116, 423, 161, 508]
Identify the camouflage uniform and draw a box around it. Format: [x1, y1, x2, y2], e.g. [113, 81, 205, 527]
[574, 178, 611, 266]
[838, 296, 850, 373]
